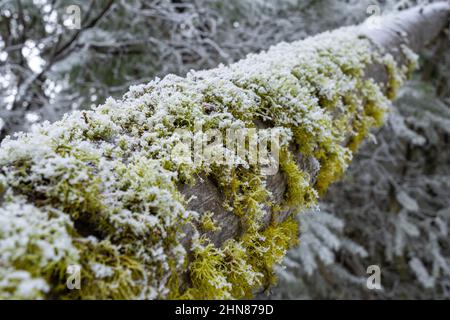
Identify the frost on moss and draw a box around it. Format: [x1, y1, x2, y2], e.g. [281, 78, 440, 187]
[0, 25, 417, 299]
[0, 198, 79, 299]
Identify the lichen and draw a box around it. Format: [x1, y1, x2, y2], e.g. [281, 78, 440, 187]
[0, 25, 417, 299]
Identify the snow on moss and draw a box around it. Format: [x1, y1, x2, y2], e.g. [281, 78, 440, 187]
[0, 25, 416, 299]
[0, 198, 79, 299]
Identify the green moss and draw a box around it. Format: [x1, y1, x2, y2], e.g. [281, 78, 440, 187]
[347, 80, 389, 152]
[0, 174, 6, 196]
[314, 144, 351, 195]
[347, 116, 370, 153]
[280, 148, 318, 208]
[166, 258, 185, 299]
[221, 240, 263, 298]
[62, 238, 144, 299]
[200, 211, 221, 232]
[380, 53, 405, 100]
[81, 111, 115, 141]
[177, 217, 298, 299]
[181, 238, 231, 299]
[292, 127, 317, 155]
[241, 218, 299, 288]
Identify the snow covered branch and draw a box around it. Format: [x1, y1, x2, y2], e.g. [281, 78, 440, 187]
[0, 3, 449, 299]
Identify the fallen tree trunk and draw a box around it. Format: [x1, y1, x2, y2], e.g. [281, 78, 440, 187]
[0, 3, 449, 299]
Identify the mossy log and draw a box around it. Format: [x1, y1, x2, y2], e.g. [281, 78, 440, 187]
[0, 3, 449, 299]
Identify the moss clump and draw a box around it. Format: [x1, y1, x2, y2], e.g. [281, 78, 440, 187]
[200, 211, 221, 232]
[181, 238, 232, 299]
[280, 148, 318, 208]
[0, 199, 79, 299]
[314, 144, 352, 195]
[63, 238, 145, 300]
[241, 218, 299, 288]
[178, 217, 298, 299]
[218, 167, 270, 230]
